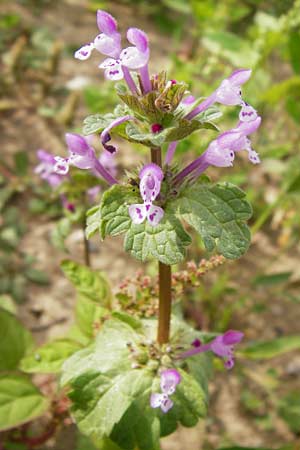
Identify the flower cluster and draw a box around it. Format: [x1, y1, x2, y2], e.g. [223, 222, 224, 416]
[75, 10, 150, 94]
[179, 330, 244, 370]
[150, 369, 181, 413]
[128, 163, 164, 226]
[168, 69, 261, 177]
[72, 9, 261, 229]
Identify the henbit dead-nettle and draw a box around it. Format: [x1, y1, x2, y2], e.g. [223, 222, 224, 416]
[33, 9, 260, 445]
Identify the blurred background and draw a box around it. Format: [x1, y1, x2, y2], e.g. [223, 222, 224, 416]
[1, 0, 300, 449]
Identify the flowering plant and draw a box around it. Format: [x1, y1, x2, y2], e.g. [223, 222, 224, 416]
[2, 10, 262, 450]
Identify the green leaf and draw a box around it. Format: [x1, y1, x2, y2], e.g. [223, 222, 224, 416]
[61, 260, 112, 308]
[61, 319, 139, 386]
[124, 210, 192, 264]
[0, 308, 33, 370]
[241, 336, 300, 359]
[24, 268, 49, 285]
[0, 295, 16, 315]
[252, 271, 292, 287]
[71, 370, 153, 444]
[61, 319, 155, 443]
[86, 205, 101, 239]
[20, 339, 82, 374]
[288, 31, 300, 74]
[0, 374, 49, 431]
[100, 184, 138, 239]
[174, 182, 252, 259]
[173, 369, 207, 427]
[278, 392, 300, 433]
[82, 113, 115, 135]
[101, 184, 191, 264]
[164, 119, 218, 142]
[14, 151, 29, 176]
[202, 30, 259, 66]
[75, 295, 108, 338]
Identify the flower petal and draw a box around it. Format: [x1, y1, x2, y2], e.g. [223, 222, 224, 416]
[139, 170, 162, 203]
[215, 79, 242, 106]
[94, 33, 121, 59]
[239, 103, 258, 122]
[160, 396, 174, 413]
[65, 133, 90, 155]
[204, 141, 235, 167]
[120, 46, 149, 70]
[147, 205, 164, 227]
[96, 10, 118, 36]
[74, 43, 94, 60]
[160, 369, 181, 395]
[54, 157, 69, 175]
[150, 393, 163, 409]
[228, 69, 252, 86]
[222, 330, 244, 345]
[104, 65, 123, 81]
[128, 204, 147, 224]
[127, 28, 149, 52]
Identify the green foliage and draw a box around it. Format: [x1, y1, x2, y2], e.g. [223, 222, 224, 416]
[61, 259, 112, 308]
[20, 339, 82, 374]
[0, 374, 49, 431]
[86, 205, 101, 239]
[99, 184, 191, 265]
[61, 317, 210, 447]
[241, 335, 300, 359]
[175, 182, 252, 259]
[278, 392, 300, 433]
[0, 308, 33, 370]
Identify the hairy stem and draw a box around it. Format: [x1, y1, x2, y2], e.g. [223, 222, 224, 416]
[151, 147, 172, 344]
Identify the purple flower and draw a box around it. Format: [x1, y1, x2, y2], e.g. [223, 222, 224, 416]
[174, 116, 261, 184]
[150, 369, 181, 413]
[128, 163, 164, 227]
[99, 150, 117, 178]
[120, 28, 149, 70]
[179, 330, 244, 370]
[35, 149, 64, 187]
[139, 163, 163, 203]
[210, 330, 244, 369]
[128, 203, 164, 227]
[120, 28, 151, 93]
[186, 69, 253, 120]
[75, 10, 121, 61]
[100, 115, 134, 153]
[87, 186, 101, 203]
[54, 133, 118, 186]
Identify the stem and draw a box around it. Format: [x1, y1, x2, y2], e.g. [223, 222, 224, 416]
[151, 147, 172, 344]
